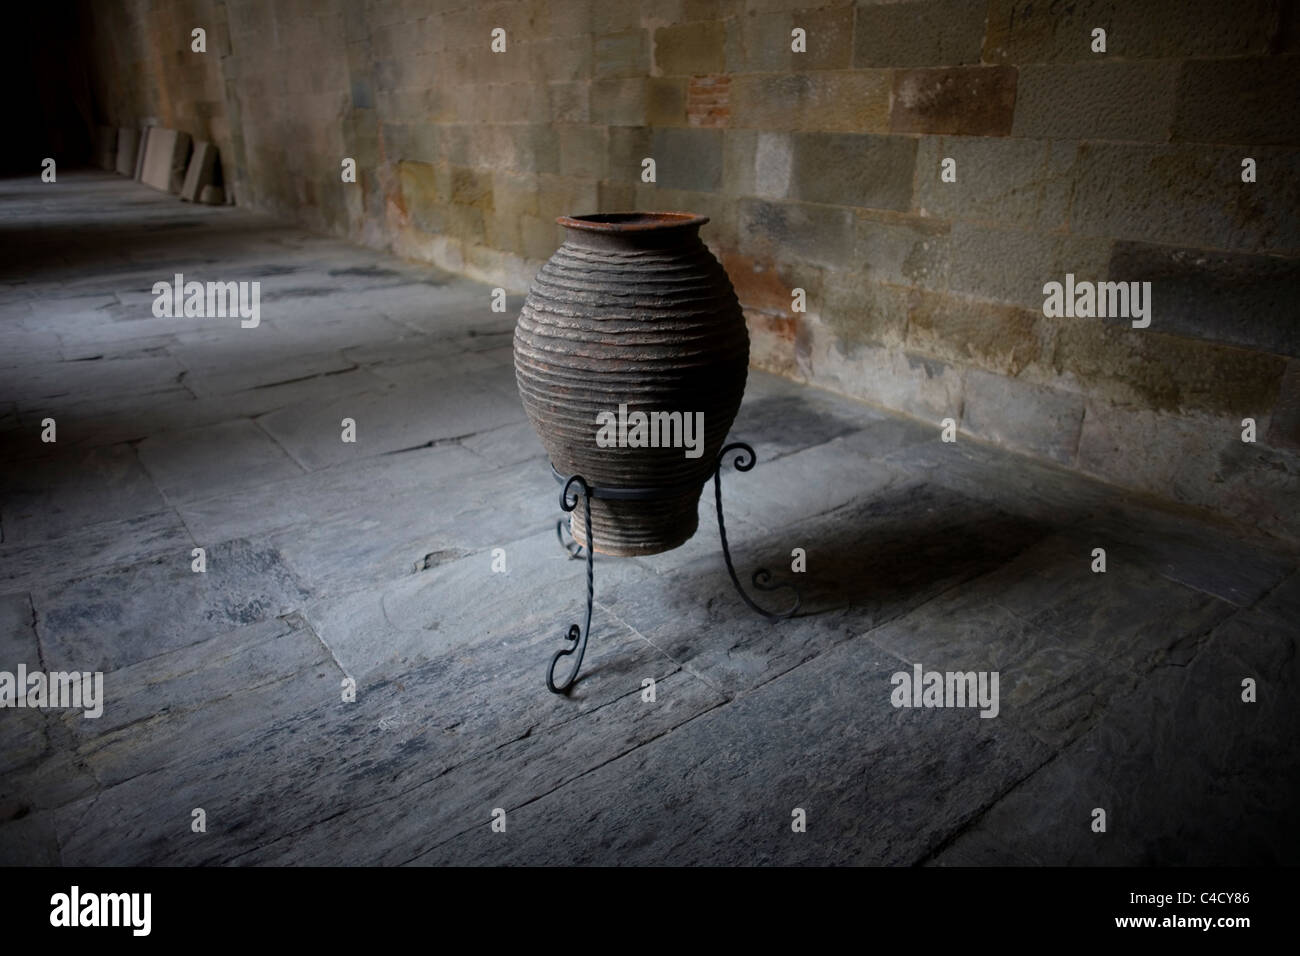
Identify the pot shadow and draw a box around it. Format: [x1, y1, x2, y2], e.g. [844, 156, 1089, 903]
[623, 480, 1088, 667]
[770, 489, 1059, 617]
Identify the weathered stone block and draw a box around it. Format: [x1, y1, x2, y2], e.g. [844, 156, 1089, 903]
[652, 127, 723, 191]
[1173, 56, 1300, 146]
[114, 127, 139, 177]
[891, 67, 1017, 136]
[1013, 61, 1180, 141]
[820, 274, 913, 349]
[504, 124, 560, 175]
[735, 9, 795, 73]
[655, 21, 725, 75]
[534, 34, 593, 83]
[605, 124, 655, 182]
[591, 3, 641, 34]
[434, 124, 469, 167]
[399, 121, 437, 165]
[737, 6, 852, 72]
[1076, 403, 1212, 500]
[647, 77, 686, 126]
[546, 0, 593, 37]
[722, 129, 758, 195]
[752, 131, 792, 198]
[1108, 241, 1300, 356]
[492, 170, 540, 224]
[597, 178, 636, 210]
[483, 208, 522, 256]
[723, 252, 823, 318]
[535, 172, 600, 222]
[180, 141, 219, 202]
[745, 308, 803, 378]
[140, 128, 192, 194]
[398, 160, 443, 234]
[590, 78, 646, 126]
[558, 126, 609, 179]
[594, 30, 649, 78]
[132, 127, 150, 180]
[984, 0, 1282, 63]
[854, 211, 952, 290]
[485, 82, 549, 124]
[451, 166, 493, 209]
[907, 290, 1048, 377]
[548, 81, 589, 124]
[520, 213, 562, 261]
[787, 132, 916, 210]
[738, 198, 855, 269]
[915, 137, 1076, 230]
[1069, 143, 1300, 254]
[380, 121, 414, 161]
[798, 4, 855, 70]
[1210, 441, 1300, 540]
[853, 0, 986, 67]
[805, 315, 963, 420]
[962, 369, 1084, 465]
[730, 71, 891, 132]
[349, 76, 374, 109]
[443, 203, 487, 245]
[946, 223, 1113, 310]
[1050, 319, 1286, 416]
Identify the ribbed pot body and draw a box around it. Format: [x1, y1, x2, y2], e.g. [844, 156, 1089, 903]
[514, 213, 749, 556]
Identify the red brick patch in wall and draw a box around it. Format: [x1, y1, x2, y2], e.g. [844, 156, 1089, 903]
[687, 74, 730, 128]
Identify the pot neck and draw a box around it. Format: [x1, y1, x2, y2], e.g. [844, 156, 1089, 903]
[558, 212, 708, 252]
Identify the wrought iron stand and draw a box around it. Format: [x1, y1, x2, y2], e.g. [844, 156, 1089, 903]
[546, 442, 801, 695]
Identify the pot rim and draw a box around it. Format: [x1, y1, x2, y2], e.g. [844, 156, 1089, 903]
[557, 211, 710, 233]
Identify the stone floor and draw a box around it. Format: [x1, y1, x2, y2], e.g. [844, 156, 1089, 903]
[1, 170, 1296, 866]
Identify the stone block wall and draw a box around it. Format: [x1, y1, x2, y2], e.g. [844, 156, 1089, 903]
[78, 0, 1300, 538]
[81, 0, 231, 179]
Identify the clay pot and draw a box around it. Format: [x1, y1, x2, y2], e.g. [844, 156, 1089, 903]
[514, 212, 749, 556]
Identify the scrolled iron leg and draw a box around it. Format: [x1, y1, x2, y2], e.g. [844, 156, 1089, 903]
[714, 442, 801, 621]
[555, 517, 583, 559]
[547, 475, 595, 694]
